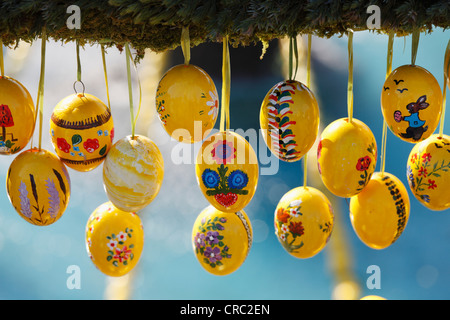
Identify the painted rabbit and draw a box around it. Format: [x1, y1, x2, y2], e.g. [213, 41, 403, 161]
[394, 95, 429, 141]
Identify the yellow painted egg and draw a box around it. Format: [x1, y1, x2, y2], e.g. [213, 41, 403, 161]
[349, 172, 410, 250]
[260, 80, 320, 162]
[406, 134, 450, 211]
[317, 118, 377, 198]
[6, 148, 71, 226]
[155, 64, 218, 143]
[195, 131, 259, 213]
[85, 201, 144, 277]
[0, 76, 36, 155]
[381, 65, 442, 143]
[50, 93, 114, 172]
[360, 295, 386, 300]
[274, 186, 334, 259]
[103, 135, 164, 212]
[192, 205, 252, 276]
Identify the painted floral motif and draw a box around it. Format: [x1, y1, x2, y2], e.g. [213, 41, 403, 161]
[194, 216, 231, 268]
[18, 181, 32, 218]
[266, 81, 300, 161]
[84, 138, 100, 153]
[156, 99, 169, 126]
[356, 142, 376, 191]
[275, 201, 304, 253]
[211, 140, 236, 165]
[407, 145, 450, 203]
[207, 90, 219, 120]
[202, 164, 249, 208]
[106, 228, 136, 267]
[45, 178, 60, 218]
[57, 137, 71, 153]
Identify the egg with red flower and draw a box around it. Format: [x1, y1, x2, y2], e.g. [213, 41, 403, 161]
[406, 134, 450, 210]
[50, 93, 114, 172]
[195, 131, 259, 212]
[317, 118, 377, 198]
[274, 186, 334, 259]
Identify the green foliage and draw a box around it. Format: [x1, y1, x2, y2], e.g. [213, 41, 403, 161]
[0, 0, 448, 57]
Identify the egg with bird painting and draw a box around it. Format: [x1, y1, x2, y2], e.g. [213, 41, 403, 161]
[381, 65, 442, 143]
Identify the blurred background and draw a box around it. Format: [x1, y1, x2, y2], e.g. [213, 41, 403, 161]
[0, 28, 449, 300]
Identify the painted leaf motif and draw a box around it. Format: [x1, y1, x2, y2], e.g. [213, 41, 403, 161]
[72, 134, 82, 146]
[99, 145, 107, 156]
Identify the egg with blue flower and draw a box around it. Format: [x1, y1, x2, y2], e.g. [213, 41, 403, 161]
[195, 131, 259, 212]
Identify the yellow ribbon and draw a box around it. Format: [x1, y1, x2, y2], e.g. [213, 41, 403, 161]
[411, 29, 420, 66]
[36, 28, 47, 151]
[347, 30, 354, 123]
[125, 43, 142, 139]
[439, 39, 450, 137]
[181, 27, 191, 65]
[303, 34, 313, 187]
[101, 45, 111, 111]
[220, 35, 231, 132]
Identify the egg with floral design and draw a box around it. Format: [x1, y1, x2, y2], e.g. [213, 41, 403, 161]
[317, 118, 377, 198]
[274, 186, 333, 259]
[0, 76, 36, 155]
[6, 148, 71, 226]
[406, 134, 450, 211]
[350, 172, 410, 249]
[155, 64, 218, 143]
[192, 205, 252, 276]
[195, 131, 259, 213]
[50, 93, 114, 172]
[381, 65, 442, 143]
[260, 80, 319, 162]
[85, 201, 144, 277]
[103, 135, 164, 212]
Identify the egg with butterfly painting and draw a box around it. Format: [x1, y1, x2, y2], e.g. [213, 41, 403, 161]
[381, 65, 442, 143]
[155, 64, 219, 143]
[6, 148, 71, 226]
[85, 201, 144, 277]
[260, 80, 320, 162]
[50, 93, 114, 172]
[195, 131, 259, 213]
[274, 186, 334, 259]
[317, 118, 377, 198]
[192, 205, 252, 276]
[406, 134, 450, 211]
[349, 172, 410, 249]
[0, 76, 36, 155]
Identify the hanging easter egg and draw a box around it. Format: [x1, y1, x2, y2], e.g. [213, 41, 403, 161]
[317, 118, 377, 198]
[195, 131, 259, 213]
[155, 64, 219, 143]
[274, 186, 334, 259]
[103, 135, 164, 212]
[6, 148, 71, 226]
[260, 80, 320, 162]
[349, 172, 410, 249]
[192, 205, 252, 276]
[0, 76, 36, 155]
[406, 134, 450, 211]
[360, 295, 386, 300]
[50, 93, 114, 172]
[381, 65, 442, 143]
[85, 201, 144, 277]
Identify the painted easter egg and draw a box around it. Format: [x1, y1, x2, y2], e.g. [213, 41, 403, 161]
[349, 172, 410, 250]
[50, 93, 114, 172]
[274, 186, 333, 259]
[0, 76, 36, 155]
[195, 131, 259, 213]
[192, 205, 252, 276]
[155, 64, 219, 143]
[260, 80, 320, 162]
[406, 134, 450, 211]
[103, 135, 164, 212]
[6, 148, 71, 226]
[317, 118, 377, 198]
[381, 65, 442, 143]
[85, 201, 144, 277]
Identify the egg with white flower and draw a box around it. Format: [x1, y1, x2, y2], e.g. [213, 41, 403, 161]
[155, 64, 218, 143]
